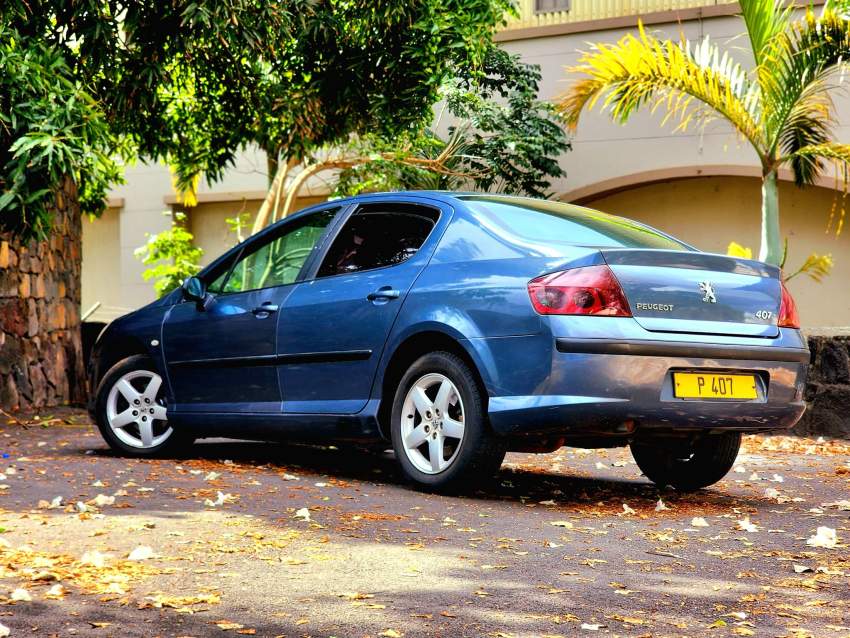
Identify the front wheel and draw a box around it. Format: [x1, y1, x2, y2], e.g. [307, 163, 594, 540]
[390, 352, 505, 491]
[630, 431, 741, 491]
[95, 355, 194, 456]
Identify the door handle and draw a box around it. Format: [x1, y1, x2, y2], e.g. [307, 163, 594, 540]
[367, 287, 401, 301]
[252, 302, 279, 317]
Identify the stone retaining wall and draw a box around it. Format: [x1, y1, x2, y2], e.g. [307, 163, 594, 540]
[793, 334, 850, 439]
[0, 179, 85, 409]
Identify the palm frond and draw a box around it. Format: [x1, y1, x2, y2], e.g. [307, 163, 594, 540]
[784, 251, 834, 283]
[780, 81, 834, 185]
[558, 24, 763, 151]
[762, 7, 850, 157]
[726, 241, 753, 259]
[789, 142, 850, 166]
[789, 142, 850, 235]
[825, 0, 850, 17]
[740, 0, 793, 67]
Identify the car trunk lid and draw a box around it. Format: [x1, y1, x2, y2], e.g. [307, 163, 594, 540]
[601, 249, 782, 338]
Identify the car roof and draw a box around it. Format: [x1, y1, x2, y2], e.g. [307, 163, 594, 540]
[291, 190, 587, 215]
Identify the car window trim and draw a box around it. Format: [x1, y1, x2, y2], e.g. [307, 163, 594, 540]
[206, 246, 245, 295]
[292, 203, 355, 283]
[303, 202, 442, 281]
[208, 204, 350, 297]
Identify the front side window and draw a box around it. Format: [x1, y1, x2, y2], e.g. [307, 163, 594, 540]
[317, 207, 437, 278]
[209, 208, 337, 294]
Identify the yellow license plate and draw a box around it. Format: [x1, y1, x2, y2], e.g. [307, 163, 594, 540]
[673, 372, 758, 400]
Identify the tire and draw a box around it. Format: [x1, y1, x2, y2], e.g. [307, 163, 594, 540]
[95, 355, 194, 457]
[630, 431, 741, 491]
[390, 352, 505, 492]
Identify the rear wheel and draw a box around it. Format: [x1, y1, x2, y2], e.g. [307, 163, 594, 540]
[390, 352, 505, 491]
[95, 355, 194, 456]
[630, 432, 741, 491]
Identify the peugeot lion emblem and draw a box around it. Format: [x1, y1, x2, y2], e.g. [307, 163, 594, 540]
[699, 281, 717, 304]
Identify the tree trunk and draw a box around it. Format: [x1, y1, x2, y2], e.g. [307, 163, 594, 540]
[0, 177, 85, 409]
[759, 169, 782, 266]
[267, 152, 279, 189]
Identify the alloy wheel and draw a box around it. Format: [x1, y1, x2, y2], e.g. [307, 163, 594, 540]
[105, 370, 171, 449]
[400, 373, 465, 474]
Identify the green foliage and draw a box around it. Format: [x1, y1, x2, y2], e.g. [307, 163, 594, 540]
[727, 238, 833, 284]
[160, 0, 514, 192]
[2, 0, 512, 239]
[0, 25, 125, 239]
[334, 47, 569, 198]
[134, 212, 203, 298]
[726, 241, 754, 259]
[784, 251, 834, 283]
[225, 210, 254, 245]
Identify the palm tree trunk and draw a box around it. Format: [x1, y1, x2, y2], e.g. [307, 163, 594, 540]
[758, 170, 782, 266]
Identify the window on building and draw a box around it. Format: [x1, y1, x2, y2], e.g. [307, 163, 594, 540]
[534, 0, 570, 14]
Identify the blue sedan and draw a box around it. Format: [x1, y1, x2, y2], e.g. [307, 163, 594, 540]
[88, 192, 808, 491]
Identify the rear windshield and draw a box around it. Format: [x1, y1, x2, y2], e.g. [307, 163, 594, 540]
[460, 196, 691, 251]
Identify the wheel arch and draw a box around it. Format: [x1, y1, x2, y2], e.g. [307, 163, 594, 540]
[88, 331, 162, 413]
[374, 328, 492, 440]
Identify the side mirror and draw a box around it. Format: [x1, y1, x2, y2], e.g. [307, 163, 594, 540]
[182, 276, 206, 302]
[182, 276, 214, 311]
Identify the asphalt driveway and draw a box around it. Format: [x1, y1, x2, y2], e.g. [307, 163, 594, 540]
[0, 410, 847, 637]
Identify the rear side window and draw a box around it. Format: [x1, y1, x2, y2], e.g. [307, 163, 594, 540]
[317, 207, 437, 277]
[461, 196, 690, 251]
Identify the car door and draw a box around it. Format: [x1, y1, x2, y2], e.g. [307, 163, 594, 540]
[278, 200, 450, 414]
[161, 207, 340, 413]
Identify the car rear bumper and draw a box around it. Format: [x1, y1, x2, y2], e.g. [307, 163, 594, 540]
[553, 337, 810, 363]
[482, 333, 809, 438]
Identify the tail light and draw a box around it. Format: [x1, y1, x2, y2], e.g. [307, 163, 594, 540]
[528, 265, 632, 316]
[778, 281, 800, 328]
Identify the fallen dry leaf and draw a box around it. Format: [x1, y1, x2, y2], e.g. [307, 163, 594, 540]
[10, 587, 31, 602]
[127, 546, 155, 561]
[806, 526, 838, 549]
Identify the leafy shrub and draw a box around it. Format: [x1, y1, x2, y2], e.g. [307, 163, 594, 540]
[135, 212, 203, 298]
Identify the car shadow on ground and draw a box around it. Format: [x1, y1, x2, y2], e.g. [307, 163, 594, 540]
[83, 436, 764, 510]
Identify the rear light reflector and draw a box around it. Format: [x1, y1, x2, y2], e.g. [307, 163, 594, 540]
[528, 265, 632, 316]
[778, 281, 800, 328]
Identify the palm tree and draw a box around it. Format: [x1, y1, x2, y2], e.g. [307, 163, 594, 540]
[557, 0, 850, 266]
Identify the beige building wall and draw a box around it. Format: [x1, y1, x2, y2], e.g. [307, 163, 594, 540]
[185, 200, 254, 268]
[81, 206, 127, 323]
[584, 176, 850, 329]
